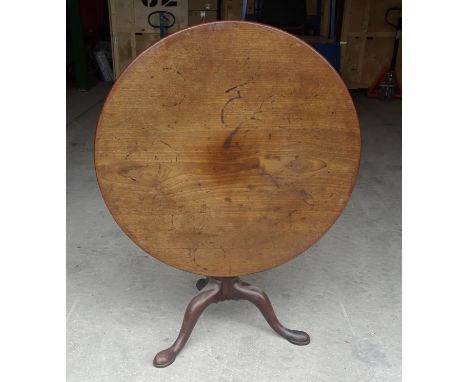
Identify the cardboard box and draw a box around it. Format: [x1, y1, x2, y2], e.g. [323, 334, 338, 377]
[188, 10, 218, 25]
[189, 0, 218, 11]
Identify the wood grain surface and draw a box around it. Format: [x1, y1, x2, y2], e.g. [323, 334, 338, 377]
[95, 21, 361, 276]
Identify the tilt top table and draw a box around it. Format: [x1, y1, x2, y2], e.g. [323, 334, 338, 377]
[95, 21, 360, 368]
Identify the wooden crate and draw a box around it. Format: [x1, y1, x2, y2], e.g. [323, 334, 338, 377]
[134, 0, 188, 34]
[189, 0, 218, 10]
[108, 0, 188, 78]
[340, 0, 401, 88]
[220, 0, 254, 20]
[108, 0, 135, 79]
[188, 10, 218, 26]
[135, 33, 161, 53]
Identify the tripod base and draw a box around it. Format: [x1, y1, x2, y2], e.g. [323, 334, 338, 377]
[153, 277, 310, 368]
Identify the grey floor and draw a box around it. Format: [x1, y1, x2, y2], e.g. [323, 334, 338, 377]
[67, 81, 401, 382]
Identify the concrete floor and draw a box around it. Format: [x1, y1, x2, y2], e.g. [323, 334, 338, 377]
[67, 81, 401, 382]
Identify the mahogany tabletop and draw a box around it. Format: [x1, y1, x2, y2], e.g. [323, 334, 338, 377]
[95, 21, 360, 276]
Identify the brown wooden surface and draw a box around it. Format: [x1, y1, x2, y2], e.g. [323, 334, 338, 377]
[95, 21, 361, 276]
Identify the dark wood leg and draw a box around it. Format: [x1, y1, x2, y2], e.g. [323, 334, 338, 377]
[153, 279, 222, 368]
[230, 278, 310, 345]
[154, 277, 309, 368]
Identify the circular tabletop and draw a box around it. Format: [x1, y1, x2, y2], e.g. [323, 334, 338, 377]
[95, 21, 360, 277]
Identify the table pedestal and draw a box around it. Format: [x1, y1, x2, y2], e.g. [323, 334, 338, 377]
[153, 277, 310, 368]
